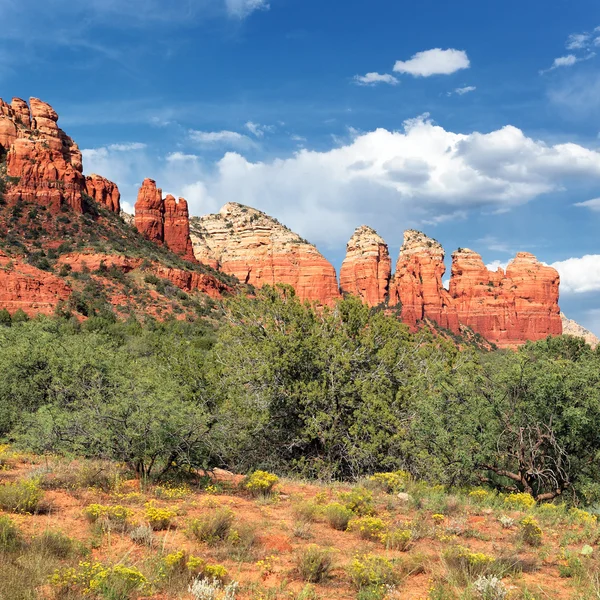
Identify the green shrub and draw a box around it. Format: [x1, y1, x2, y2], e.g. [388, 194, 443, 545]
[245, 470, 279, 497]
[293, 500, 319, 523]
[83, 504, 132, 531]
[504, 493, 535, 511]
[347, 553, 398, 589]
[519, 516, 542, 547]
[0, 515, 22, 552]
[295, 545, 334, 583]
[0, 479, 43, 513]
[323, 502, 353, 530]
[348, 516, 387, 541]
[189, 508, 234, 545]
[442, 545, 494, 581]
[31, 530, 82, 559]
[144, 503, 176, 530]
[368, 471, 411, 493]
[339, 488, 375, 516]
[383, 528, 412, 551]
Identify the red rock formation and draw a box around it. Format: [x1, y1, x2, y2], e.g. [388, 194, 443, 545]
[134, 178, 164, 243]
[134, 179, 196, 260]
[0, 250, 71, 316]
[389, 230, 459, 332]
[1, 97, 85, 213]
[449, 249, 561, 348]
[85, 174, 121, 213]
[340, 225, 391, 306]
[154, 266, 232, 299]
[163, 195, 195, 261]
[190, 203, 340, 305]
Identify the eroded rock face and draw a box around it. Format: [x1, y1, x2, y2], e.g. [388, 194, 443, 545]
[190, 203, 340, 304]
[389, 230, 459, 331]
[339, 225, 391, 306]
[561, 313, 599, 349]
[449, 249, 561, 348]
[85, 174, 121, 213]
[134, 179, 195, 260]
[0, 250, 71, 316]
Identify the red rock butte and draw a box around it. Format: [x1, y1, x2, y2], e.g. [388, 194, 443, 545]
[0, 97, 121, 215]
[134, 178, 196, 261]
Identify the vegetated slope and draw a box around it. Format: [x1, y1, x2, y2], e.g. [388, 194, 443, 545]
[1, 452, 600, 600]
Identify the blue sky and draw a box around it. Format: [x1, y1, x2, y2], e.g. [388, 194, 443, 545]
[2, 0, 600, 333]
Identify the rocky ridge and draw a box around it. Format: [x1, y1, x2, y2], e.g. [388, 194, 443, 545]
[190, 203, 340, 304]
[561, 313, 599, 348]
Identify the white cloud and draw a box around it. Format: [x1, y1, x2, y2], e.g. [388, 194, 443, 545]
[551, 255, 600, 293]
[245, 121, 274, 138]
[107, 142, 147, 152]
[574, 197, 600, 211]
[393, 48, 470, 77]
[486, 260, 509, 271]
[189, 129, 254, 147]
[353, 72, 399, 86]
[566, 33, 591, 50]
[166, 152, 199, 162]
[448, 85, 476, 96]
[225, 0, 269, 18]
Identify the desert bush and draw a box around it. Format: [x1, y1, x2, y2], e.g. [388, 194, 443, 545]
[469, 489, 490, 503]
[443, 546, 495, 582]
[323, 502, 353, 530]
[347, 553, 398, 589]
[383, 528, 412, 551]
[39, 459, 125, 492]
[504, 493, 535, 511]
[0, 515, 22, 552]
[367, 471, 410, 493]
[518, 516, 542, 547]
[31, 530, 82, 559]
[83, 504, 132, 531]
[129, 524, 155, 547]
[498, 515, 515, 529]
[295, 545, 334, 583]
[348, 516, 387, 541]
[244, 470, 279, 497]
[473, 575, 508, 600]
[220, 523, 259, 562]
[189, 577, 239, 600]
[568, 507, 597, 525]
[293, 500, 319, 522]
[154, 483, 191, 500]
[0, 478, 43, 513]
[339, 488, 375, 516]
[189, 508, 234, 545]
[145, 503, 177, 530]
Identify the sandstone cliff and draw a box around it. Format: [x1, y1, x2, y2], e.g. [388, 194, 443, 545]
[560, 313, 599, 349]
[339, 225, 391, 306]
[190, 203, 340, 304]
[449, 249, 561, 348]
[389, 230, 460, 332]
[134, 179, 195, 261]
[0, 97, 120, 214]
[85, 174, 121, 213]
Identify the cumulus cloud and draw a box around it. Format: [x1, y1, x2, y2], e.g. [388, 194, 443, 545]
[189, 129, 255, 147]
[486, 260, 509, 272]
[225, 0, 269, 18]
[353, 72, 399, 86]
[542, 27, 599, 73]
[574, 197, 600, 211]
[566, 33, 591, 50]
[393, 48, 470, 77]
[82, 115, 600, 249]
[551, 255, 600, 293]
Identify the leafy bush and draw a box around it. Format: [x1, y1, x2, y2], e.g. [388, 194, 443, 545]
[145, 503, 177, 530]
[39, 459, 125, 492]
[129, 524, 155, 547]
[83, 504, 132, 530]
[473, 575, 508, 600]
[348, 516, 387, 541]
[469, 489, 490, 503]
[0, 478, 43, 513]
[569, 507, 597, 525]
[323, 502, 353, 530]
[0, 515, 22, 552]
[295, 545, 334, 583]
[383, 528, 412, 551]
[31, 530, 82, 559]
[339, 488, 375, 516]
[347, 553, 398, 589]
[504, 493, 535, 511]
[189, 508, 234, 545]
[368, 471, 411, 493]
[519, 516, 542, 547]
[443, 546, 495, 580]
[244, 470, 279, 497]
[293, 500, 319, 522]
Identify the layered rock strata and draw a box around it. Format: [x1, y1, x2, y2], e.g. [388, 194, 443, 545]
[134, 179, 195, 261]
[0, 97, 120, 214]
[388, 230, 460, 332]
[339, 226, 391, 306]
[449, 249, 561, 347]
[85, 174, 121, 213]
[190, 203, 340, 304]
